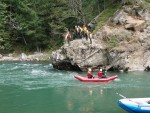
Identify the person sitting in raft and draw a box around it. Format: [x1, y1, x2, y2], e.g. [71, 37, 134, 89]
[87, 68, 94, 79]
[98, 68, 107, 78]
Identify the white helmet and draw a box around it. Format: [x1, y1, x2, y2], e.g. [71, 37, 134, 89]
[100, 69, 102, 71]
[88, 68, 92, 71]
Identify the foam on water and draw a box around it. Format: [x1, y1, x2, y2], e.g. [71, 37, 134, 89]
[0, 62, 150, 90]
[31, 69, 48, 75]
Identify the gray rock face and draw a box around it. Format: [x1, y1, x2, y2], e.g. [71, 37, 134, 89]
[51, 39, 108, 71]
[51, 6, 150, 72]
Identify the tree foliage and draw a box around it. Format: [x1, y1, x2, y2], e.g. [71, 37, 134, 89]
[0, 1, 11, 50]
[0, 0, 127, 52]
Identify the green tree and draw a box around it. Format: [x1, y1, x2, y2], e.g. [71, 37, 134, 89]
[0, 1, 11, 51]
[0, 0, 125, 52]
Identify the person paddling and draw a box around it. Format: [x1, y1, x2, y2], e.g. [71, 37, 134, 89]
[86, 68, 94, 79]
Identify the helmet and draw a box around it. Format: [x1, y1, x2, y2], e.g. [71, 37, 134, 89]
[88, 68, 92, 71]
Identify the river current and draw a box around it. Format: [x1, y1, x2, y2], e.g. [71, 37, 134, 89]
[0, 61, 150, 113]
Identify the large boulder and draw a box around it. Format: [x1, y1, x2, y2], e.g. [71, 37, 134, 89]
[51, 39, 108, 71]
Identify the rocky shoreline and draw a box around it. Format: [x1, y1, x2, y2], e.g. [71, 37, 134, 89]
[0, 52, 51, 62]
[51, 5, 150, 72]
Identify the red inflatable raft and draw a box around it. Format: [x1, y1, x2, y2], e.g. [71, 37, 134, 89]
[74, 75, 118, 82]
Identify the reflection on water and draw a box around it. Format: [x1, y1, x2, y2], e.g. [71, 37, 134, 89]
[0, 62, 150, 113]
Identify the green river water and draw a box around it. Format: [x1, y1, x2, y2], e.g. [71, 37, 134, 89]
[0, 62, 150, 113]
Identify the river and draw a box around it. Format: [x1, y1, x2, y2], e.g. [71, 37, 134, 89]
[0, 62, 150, 113]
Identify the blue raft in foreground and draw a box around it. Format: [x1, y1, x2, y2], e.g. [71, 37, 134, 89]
[118, 98, 150, 113]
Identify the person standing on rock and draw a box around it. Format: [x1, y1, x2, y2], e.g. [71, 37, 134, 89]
[75, 25, 80, 39]
[79, 25, 83, 38]
[83, 24, 88, 40]
[65, 31, 71, 46]
[87, 68, 94, 79]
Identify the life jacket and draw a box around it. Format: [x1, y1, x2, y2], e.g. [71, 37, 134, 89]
[79, 27, 83, 32]
[98, 71, 103, 77]
[66, 33, 71, 38]
[83, 26, 87, 32]
[87, 71, 93, 78]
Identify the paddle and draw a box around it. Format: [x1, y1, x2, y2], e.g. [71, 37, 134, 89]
[116, 92, 127, 98]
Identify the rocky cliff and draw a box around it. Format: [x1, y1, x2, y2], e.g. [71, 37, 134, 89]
[51, 5, 150, 72]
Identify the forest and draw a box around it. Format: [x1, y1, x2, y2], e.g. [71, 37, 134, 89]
[0, 0, 149, 53]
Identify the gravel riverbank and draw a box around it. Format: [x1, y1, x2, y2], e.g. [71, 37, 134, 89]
[0, 52, 51, 62]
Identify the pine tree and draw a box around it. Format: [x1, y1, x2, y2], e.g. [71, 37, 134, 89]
[0, 1, 11, 51]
